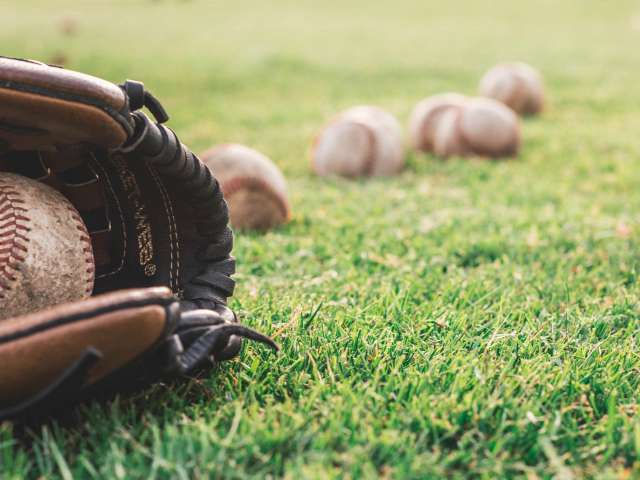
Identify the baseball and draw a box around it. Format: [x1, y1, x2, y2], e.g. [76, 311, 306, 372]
[409, 93, 467, 153]
[312, 105, 404, 177]
[201, 144, 290, 231]
[0, 173, 94, 320]
[432, 106, 471, 158]
[433, 97, 521, 159]
[479, 62, 544, 115]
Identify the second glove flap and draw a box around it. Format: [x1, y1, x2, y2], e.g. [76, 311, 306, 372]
[0, 287, 179, 415]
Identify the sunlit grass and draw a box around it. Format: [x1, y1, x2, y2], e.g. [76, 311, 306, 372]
[2, 0, 640, 477]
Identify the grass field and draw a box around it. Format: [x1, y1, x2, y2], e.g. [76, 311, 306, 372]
[3, 0, 640, 478]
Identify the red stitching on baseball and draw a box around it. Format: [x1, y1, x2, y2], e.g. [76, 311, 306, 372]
[419, 103, 457, 153]
[0, 181, 31, 298]
[65, 204, 95, 296]
[505, 69, 528, 114]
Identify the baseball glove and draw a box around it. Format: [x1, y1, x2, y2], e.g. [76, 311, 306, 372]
[0, 57, 277, 421]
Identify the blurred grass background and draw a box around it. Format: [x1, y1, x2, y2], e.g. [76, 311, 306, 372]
[2, 0, 640, 478]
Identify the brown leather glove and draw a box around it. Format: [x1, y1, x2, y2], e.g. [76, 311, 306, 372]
[0, 57, 277, 421]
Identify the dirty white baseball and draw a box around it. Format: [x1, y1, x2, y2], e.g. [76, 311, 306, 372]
[409, 93, 467, 153]
[312, 105, 404, 177]
[0, 173, 95, 320]
[459, 97, 521, 157]
[433, 97, 521, 159]
[479, 62, 544, 115]
[201, 144, 290, 231]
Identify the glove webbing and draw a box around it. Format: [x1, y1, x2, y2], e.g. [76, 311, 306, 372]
[164, 310, 278, 374]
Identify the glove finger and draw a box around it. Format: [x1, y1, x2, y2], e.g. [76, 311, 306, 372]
[0, 287, 177, 413]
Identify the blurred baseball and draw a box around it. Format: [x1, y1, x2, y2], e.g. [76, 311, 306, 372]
[201, 144, 290, 231]
[409, 93, 467, 153]
[479, 62, 544, 115]
[0, 173, 94, 320]
[59, 16, 78, 36]
[312, 106, 404, 177]
[433, 97, 521, 159]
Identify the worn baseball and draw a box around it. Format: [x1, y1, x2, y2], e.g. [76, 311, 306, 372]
[409, 93, 467, 153]
[312, 106, 404, 177]
[433, 97, 521, 159]
[479, 62, 544, 115]
[201, 144, 290, 231]
[0, 173, 95, 320]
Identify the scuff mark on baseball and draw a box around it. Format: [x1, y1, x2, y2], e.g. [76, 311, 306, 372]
[0, 172, 95, 320]
[201, 144, 290, 232]
[479, 62, 544, 116]
[312, 105, 404, 178]
[409, 93, 467, 153]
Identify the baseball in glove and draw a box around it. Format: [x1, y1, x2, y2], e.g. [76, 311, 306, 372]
[0, 57, 277, 421]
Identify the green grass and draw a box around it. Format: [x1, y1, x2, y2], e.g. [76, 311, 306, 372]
[2, 0, 640, 477]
